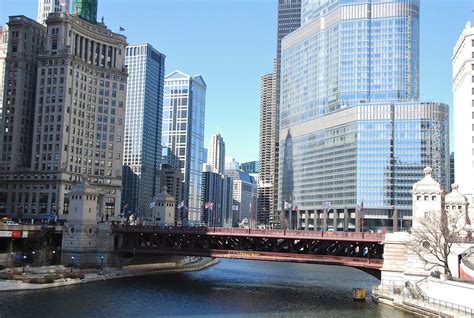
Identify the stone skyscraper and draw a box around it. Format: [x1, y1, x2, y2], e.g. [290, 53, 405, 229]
[258, 61, 277, 225]
[37, 0, 70, 26]
[0, 10, 128, 220]
[163, 71, 206, 224]
[122, 44, 165, 220]
[453, 21, 474, 195]
[279, 0, 449, 230]
[207, 133, 225, 174]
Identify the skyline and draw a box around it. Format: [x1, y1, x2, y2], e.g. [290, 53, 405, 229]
[0, 0, 472, 163]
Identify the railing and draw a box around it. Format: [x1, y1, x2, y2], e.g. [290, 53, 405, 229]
[112, 224, 385, 241]
[374, 280, 474, 316]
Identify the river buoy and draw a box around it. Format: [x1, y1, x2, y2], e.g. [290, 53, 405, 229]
[352, 288, 366, 301]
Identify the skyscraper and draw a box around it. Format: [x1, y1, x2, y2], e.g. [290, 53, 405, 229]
[453, 21, 474, 195]
[71, 0, 97, 24]
[122, 44, 165, 220]
[207, 132, 225, 174]
[225, 169, 258, 226]
[279, 0, 449, 230]
[37, 0, 70, 26]
[274, 0, 302, 227]
[0, 25, 9, 155]
[258, 62, 277, 226]
[163, 71, 206, 224]
[0, 10, 128, 220]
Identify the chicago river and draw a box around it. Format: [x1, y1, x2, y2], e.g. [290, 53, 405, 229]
[0, 259, 413, 317]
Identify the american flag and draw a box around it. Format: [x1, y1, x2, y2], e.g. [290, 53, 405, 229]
[205, 202, 214, 209]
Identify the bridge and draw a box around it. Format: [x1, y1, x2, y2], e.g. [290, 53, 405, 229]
[112, 225, 385, 277]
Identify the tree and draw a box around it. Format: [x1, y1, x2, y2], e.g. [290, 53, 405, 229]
[410, 210, 463, 277]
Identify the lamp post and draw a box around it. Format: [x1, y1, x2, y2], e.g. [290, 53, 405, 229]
[70, 256, 75, 273]
[100, 256, 104, 272]
[22, 255, 27, 273]
[52, 250, 56, 265]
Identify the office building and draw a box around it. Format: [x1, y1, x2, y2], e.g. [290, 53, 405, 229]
[0, 25, 9, 155]
[240, 161, 259, 174]
[207, 132, 225, 174]
[225, 169, 257, 226]
[163, 70, 206, 224]
[0, 9, 128, 220]
[278, 0, 450, 230]
[37, 0, 70, 26]
[224, 157, 239, 171]
[453, 21, 474, 195]
[273, 0, 302, 227]
[122, 43, 165, 221]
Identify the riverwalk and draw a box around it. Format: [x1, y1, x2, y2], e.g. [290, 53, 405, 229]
[0, 256, 217, 292]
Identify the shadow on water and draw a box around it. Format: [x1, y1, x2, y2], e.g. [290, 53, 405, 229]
[0, 259, 414, 318]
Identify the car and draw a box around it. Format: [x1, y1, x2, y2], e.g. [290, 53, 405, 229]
[3, 220, 18, 225]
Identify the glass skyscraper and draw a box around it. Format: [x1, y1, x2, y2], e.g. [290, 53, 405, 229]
[279, 0, 449, 230]
[163, 71, 206, 224]
[122, 44, 165, 221]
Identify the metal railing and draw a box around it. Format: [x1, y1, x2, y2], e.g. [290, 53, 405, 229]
[374, 280, 474, 316]
[112, 224, 385, 241]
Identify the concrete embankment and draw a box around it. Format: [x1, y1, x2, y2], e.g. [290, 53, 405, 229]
[372, 278, 474, 318]
[0, 257, 218, 292]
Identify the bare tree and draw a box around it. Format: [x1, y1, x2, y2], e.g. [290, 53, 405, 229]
[410, 211, 463, 277]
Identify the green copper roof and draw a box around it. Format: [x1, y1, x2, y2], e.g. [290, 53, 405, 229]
[72, 0, 98, 24]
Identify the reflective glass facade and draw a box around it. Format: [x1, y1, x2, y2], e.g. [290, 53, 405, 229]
[122, 44, 165, 220]
[279, 0, 450, 229]
[163, 71, 206, 224]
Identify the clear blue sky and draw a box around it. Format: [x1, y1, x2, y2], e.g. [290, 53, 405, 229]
[0, 0, 472, 162]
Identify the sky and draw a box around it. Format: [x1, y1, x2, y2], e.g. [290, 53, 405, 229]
[0, 0, 473, 162]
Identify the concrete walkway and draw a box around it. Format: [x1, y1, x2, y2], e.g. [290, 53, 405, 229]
[0, 257, 217, 292]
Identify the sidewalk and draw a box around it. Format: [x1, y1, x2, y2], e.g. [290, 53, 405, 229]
[0, 257, 218, 292]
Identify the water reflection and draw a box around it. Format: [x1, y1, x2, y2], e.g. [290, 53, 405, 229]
[0, 259, 413, 317]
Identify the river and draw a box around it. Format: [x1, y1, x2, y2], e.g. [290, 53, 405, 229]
[0, 259, 413, 317]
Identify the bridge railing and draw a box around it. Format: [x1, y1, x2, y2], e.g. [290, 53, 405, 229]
[112, 224, 384, 240]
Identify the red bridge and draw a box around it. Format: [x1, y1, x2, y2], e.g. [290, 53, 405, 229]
[113, 226, 385, 277]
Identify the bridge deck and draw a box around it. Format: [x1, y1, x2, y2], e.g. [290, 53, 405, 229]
[112, 226, 385, 242]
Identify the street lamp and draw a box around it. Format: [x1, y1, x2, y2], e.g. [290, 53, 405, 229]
[100, 256, 104, 272]
[70, 256, 75, 273]
[22, 255, 27, 273]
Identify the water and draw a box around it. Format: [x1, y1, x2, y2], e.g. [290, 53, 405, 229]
[0, 259, 413, 317]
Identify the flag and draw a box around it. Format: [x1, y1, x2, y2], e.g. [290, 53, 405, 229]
[390, 204, 395, 209]
[284, 201, 292, 210]
[178, 200, 188, 210]
[205, 202, 214, 209]
[357, 200, 364, 210]
[119, 26, 125, 31]
[123, 202, 129, 210]
[149, 197, 156, 209]
[292, 205, 298, 212]
[232, 204, 239, 211]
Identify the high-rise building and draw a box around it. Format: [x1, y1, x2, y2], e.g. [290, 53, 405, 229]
[224, 157, 239, 171]
[453, 21, 474, 195]
[240, 161, 259, 174]
[122, 43, 165, 221]
[37, 0, 70, 26]
[71, 0, 97, 24]
[201, 133, 233, 227]
[0, 25, 9, 155]
[163, 70, 206, 224]
[279, 0, 449, 230]
[273, 0, 302, 227]
[258, 62, 277, 226]
[0, 11, 128, 220]
[207, 132, 225, 174]
[225, 169, 258, 227]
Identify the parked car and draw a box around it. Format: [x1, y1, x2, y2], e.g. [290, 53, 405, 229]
[2, 220, 18, 225]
